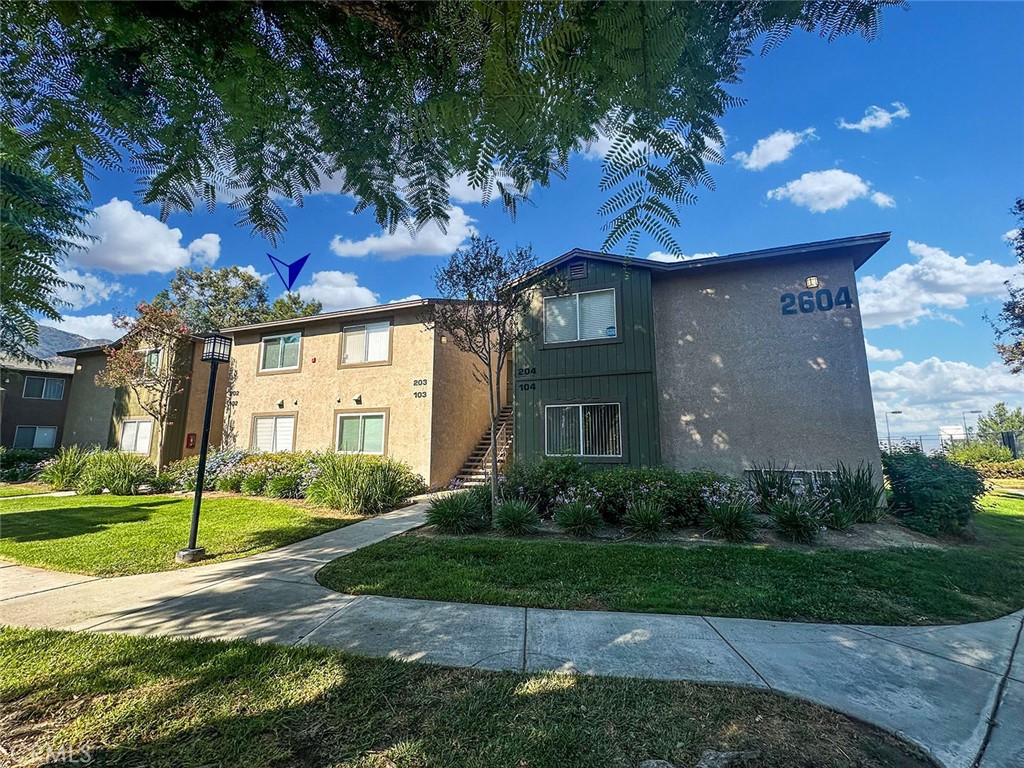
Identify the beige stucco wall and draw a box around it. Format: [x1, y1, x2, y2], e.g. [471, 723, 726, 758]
[652, 255, 880, 477]
[180, 342, 228, 459]
[61, 352, 115, 450]
[227, 310, 438, 483]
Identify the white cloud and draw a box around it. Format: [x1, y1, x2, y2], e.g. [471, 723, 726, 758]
[838, 102, 910, 132]
[864, 342, 903, 362]
[54, 269, 125, 310]
[766, 170, 894, 213]
[330, 205, 477, 260]
[732, 128, 815, 171]
[871, 357, 1021, 435]
[389, 294, 423, 304]
[293, 271, 378, 312]
[859, 240, 1020, 329]
[70, 198, 221, 274]
[446, 172, 533, 205]
[53, 313, 122, 342]
[1005, 228, 1021, 245]
[647, 251, 720, 263]
[239, 265, 271, 282]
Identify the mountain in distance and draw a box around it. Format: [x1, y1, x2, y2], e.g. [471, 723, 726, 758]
[1, 325, 114, 373]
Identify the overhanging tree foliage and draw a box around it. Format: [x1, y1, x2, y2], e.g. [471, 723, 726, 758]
[993, 197, 1024, 374]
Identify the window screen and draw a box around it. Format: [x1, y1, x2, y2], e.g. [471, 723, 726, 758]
[261, 334, 300, 370]
[544, 295, 578, 344]
[342, 321, 390, 364]
[337, 413, 386, 454]
[119, 420, 153, 454]
[42, 378, 65, 399]
[23, 377, 45, 398]
[545, 403, 621, 457]
[253, 416, 295, 452]
[14, 426, 57, 449]
[544, 289, 615, 343]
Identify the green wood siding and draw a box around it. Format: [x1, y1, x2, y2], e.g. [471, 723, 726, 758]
[514, 259, 660, 466]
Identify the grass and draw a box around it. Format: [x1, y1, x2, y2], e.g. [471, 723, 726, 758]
[0, 483, 51, 498]
[318, 491, 1024, 626]
[0, 627, 930, 768]
[0, 493, 362, 576]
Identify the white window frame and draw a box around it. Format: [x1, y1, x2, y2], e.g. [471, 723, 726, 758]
[542, 287, 617, 344]
[138, 347, 162, 375]
[341, 321, 391, 365]
[335, 412, 387, 455]
[13, 425, 58, 449]
[22, 376, 65, 400]
[119, 419, 153, 455]
[259, 333, 302, 372]
[544, 402, 623, 458]
[251, 415, 296, 452]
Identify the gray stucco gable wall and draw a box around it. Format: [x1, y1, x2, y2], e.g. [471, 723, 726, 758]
[651, 252, 881, 478]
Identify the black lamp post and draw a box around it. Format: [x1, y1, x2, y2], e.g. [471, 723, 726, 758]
[176, 333, 232, 564]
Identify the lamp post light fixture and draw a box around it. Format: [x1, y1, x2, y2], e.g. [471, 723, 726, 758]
[884, 410, 903, 452]
[176, 333, 232, 564]
[962, 409, 983, 443]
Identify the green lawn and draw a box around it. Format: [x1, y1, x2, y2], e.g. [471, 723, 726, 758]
[0, 628, 929, 768]
[318, 491, 1024, 626]
[0, 494, 362, 576]
[0, 482, 51, 498]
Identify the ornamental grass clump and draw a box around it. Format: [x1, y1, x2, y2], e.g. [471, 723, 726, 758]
[426, 493, 487, 534]
[748, 460, 797, 513]
[816, 461, 886, 526]
[37, 445, 91, 490]
[306, 453, 425, 515]
[554, 500, 603, 537]
[623, 500, 666, 541]
[701, 481, 757, 542]
[76, 450, 156, 496]
[768, 490, 826, 544]
[493, 499, 541, 535]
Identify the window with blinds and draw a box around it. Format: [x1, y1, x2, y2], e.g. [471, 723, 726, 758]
[13, 426, 57, 449]
[545, 403, 621, 457]
[543, 289, 616, 344]
[342, 321, 390, 364]
[260, 333, 301, 371]
[119, 420, 153, 454]
[23, 376, 65, 400]
[336, 413, 386, 454]
[252, 415, 295, 452]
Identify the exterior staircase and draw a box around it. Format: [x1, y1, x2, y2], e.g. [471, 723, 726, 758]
[452, 405, 514, 488]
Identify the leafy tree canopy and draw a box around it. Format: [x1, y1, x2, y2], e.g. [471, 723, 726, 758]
[3, 0, 899, 257]
[977, 402, 1024, 442]
[993, 197, 1024, 373]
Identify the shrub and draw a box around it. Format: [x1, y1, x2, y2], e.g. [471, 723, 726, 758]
[946, 441, 1014, 465]
[465, 484, 494, 519]
[426, 493, 487, 534]
[493, 499, 540, 535]
[972, 459, 1024, 479]
[149, 472, 179, 493]
[676, 469, 741, 526]
[503, 456, 592, 513]
[240, 471, 270, 496]
[815, 462, 887, 528]
[76, 450, 156, 495]
[881, 447, 986, 535]
[768, 493, 826, 544]
[701, 482, 757, 542]
[623, 500, 666, 540]
[748, 461, 797, 513]
[590, 466, 715, 526]
[0, 446, 55, 482]
[37, 445, 91, 490]
[554, 500, 603, 537]
[305, 453, 425, 515]
[266, 473, 304, 499]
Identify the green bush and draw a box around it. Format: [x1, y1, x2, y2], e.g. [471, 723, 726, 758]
[972, 459, 1024, 479]
[881, 448, 986, 535]
[768, 494, 825, 544]
[266, 473, 303, 499]
[305, 453, 425, 515]
[493, 499, 540, 535]
[240, 471, 270, 496]
[622, 500, 666, 541]
[465, 484, 494, 518]
[748, 461, 797, 513]
[946, 441, 1014, 464]
[815, 462, 886, 528]
[76, 450, 156, 496]
[591, 466, 717, 526]
[0, 446, 55, 482]
[503, 456, 592, 513]
[426, 493, 487, 534]
[701, 482, 757, 542]
[37, 445, 92, 490]
[148, 472, 179, 493]
[554, 500, 603, 537]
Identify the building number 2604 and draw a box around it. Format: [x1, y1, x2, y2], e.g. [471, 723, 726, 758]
[780, 286, 853, 315]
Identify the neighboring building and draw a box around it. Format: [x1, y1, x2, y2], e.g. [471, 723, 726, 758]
[59, 338, 227, 466]
[0, 359, 74, 449]
[513, 233, 889, 478]
[221, 299, 502, 488]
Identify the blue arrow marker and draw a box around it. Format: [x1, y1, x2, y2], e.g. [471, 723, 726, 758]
[267, 253, 310, 292]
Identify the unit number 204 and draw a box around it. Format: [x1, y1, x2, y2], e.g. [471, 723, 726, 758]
[781, 286, 853, 315]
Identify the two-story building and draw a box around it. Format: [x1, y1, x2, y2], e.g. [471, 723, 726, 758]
[513, 233, 889, 477]
[0, 358, 74, 449]
[221, 299, 501, 488]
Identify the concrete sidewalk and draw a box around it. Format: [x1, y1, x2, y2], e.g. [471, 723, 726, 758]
[1, 502, 1021, 768]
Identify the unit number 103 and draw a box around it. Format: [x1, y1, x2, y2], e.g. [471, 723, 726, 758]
[780, 286, 853, 315]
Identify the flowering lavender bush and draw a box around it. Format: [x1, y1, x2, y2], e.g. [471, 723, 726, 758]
[554, 499, 603, 536]
[768, 487, 827, 544]
[503, 456, 591, 514]
[701, 481, 757, 542]
[748, 461, 798, 514]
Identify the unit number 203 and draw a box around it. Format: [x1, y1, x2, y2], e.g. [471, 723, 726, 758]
[780, 286, 853, 315]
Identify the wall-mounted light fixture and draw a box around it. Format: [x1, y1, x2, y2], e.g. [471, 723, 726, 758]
[440, 335, 448, 344]
[353, 394, 362, 405]
[75, 364, 83, 371]
[804, 276, 819, 289]
[276, 399, 285, 408]
[293, 399, 299, 406]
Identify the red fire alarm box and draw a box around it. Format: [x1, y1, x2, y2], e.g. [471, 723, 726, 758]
[186, 433, 197, 449]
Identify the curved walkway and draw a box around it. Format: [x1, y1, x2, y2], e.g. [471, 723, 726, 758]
[1, 502, 1021, 768]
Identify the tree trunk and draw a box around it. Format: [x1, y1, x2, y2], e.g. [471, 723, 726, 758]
[487, 358, 500, 516]
[155, 419, 165, 472]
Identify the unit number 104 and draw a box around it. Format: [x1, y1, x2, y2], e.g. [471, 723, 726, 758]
[781, 286, 852, 315]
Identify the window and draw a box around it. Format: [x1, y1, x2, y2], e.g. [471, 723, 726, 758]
[13, 426, 57, 449]
[543, 288, 616, 344]
[342, 321, 390, 364]
[336, 413, 386, 454]
[253, 415, 295, 452]
[22, 376, 65, 400]
[119, 420, 153, 454]
[545, 403, 621, 458]
[139, 348, 161, 375]
[260, 333, 301, 371]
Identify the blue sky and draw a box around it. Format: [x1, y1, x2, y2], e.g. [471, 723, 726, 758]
[55, 2, 1023, 438]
